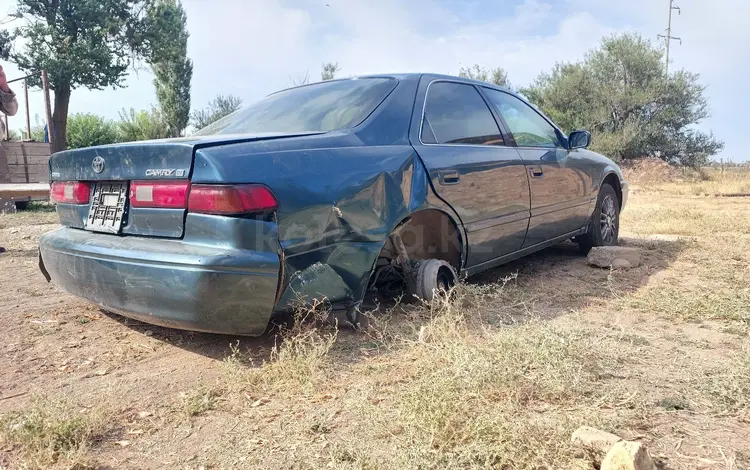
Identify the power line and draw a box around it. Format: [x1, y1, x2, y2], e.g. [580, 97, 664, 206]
[657, 0, 682, 75]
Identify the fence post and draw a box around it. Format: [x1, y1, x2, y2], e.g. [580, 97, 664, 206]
[41, 71, 54, 148]
[24, 78, 31, 140]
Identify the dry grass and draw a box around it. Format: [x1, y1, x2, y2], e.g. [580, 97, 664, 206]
[222, 302, 338, 397]
[623, 158, 750, 196]
[179, 385, 225, 417]
[621, 196, 750, 236]
[700, 342, 750, 415]
[0, 397, 114, 469]
[650, 167, 750, 196]
[373, 319, 627, 469]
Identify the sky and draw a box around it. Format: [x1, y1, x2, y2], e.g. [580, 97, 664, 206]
[0, 0, 747, 161]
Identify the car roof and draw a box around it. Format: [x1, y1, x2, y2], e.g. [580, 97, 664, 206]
[272, 73, 516, 96]
[357, 73, 514, 92]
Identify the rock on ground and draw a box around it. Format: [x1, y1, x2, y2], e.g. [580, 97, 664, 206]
[601, 441, 656, 470]
[587, 246, 642, 269]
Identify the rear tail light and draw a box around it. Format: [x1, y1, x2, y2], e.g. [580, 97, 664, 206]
[188, 184, 278, 215]
[130, 181, 190, 208]
[50, 182, 91, 204]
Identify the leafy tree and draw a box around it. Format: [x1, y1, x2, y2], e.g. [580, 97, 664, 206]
[10, 0, 171, 152]
[0, 30, 11, 59]
[66, 113, 119, 149]
[522, 33, 723, 167]
[31, 115, 47, 141]
[13, 115, 47, 141]
[117, 107, 169, 142]
[149, 0, 192, 137]
[321, 62, 339, 81]
[7, 128, 21, 140]
[190, 94, 242, 130]
[459, 65, 512, 88]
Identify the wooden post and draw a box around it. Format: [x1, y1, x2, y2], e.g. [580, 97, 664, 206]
[41, 70, 53, 148]
[24, 78, 31, 141]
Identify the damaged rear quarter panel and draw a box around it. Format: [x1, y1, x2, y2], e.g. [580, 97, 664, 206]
[194, 142, 456, 309]
[191, 76, 464, 310]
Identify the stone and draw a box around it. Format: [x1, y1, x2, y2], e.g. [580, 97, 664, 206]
[571, 426, 622, 453]
[587, 246, 642, 269]
[601, 441, 656, 470]
[611, 258, 632, 269]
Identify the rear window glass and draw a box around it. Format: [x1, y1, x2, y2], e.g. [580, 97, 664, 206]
[194, 78, 397, 136]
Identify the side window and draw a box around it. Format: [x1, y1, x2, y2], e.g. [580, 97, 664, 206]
[482, 88, 561, 148]
[421, 82, 504, 146]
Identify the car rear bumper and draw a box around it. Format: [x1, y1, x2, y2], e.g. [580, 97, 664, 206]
[39, 226, 280, 336]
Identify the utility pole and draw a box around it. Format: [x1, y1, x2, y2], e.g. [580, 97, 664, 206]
[658, 0, 682, 75]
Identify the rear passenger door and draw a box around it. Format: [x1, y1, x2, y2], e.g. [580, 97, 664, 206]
[481, 88, 591, 247]
[411, 80, 531, 268]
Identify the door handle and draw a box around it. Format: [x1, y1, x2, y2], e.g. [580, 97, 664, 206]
[439, 170, 460, 185]
[529, 166, 544, 178]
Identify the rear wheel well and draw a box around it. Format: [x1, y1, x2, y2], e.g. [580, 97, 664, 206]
[378, 209, 463, 270]
[602, 173, 622, 208]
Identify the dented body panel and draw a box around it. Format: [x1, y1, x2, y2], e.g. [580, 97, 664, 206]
[39, 73, 627, 335]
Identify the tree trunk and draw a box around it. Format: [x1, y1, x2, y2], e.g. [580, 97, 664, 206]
[51, 83, 71, 153]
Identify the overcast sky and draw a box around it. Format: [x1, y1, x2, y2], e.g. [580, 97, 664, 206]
[0, 0, 746, 161]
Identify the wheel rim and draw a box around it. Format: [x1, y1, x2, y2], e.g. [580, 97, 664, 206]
[436, 267, 455, 293]
[599, 195, 617, 244]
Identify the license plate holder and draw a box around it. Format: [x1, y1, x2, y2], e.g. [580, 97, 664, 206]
[86, 182, 128, 234]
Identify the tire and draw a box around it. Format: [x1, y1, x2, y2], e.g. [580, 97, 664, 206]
[578, 183, 620, 255]
[413, 259, 457, 301]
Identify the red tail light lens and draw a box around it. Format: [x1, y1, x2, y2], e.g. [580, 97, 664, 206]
[188, 184, 278, 215]
[130, 181, 190, 209]
[50, 182, 91, 204]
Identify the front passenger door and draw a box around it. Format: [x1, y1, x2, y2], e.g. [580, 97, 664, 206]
[482, 88, 591, 247]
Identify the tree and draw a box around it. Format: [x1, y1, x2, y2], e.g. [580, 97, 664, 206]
[0, 30, 11, 60]
[459, 65, 512, 88]
[321, 62, 339, 81]
[117, 107, 169, 142]
[522, 33, 723, 167]
[66, 113, 119, 149]
[190, 94, 242, 130]
[10, 0, 169, 152]
[149, 0, 192, 137]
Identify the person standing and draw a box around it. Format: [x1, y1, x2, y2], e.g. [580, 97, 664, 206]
[0, 64, 19, 140]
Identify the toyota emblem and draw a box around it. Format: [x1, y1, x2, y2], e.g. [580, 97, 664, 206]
[92, 156, 105, 174]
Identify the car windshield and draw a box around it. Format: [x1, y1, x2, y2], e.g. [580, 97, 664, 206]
[194, 78, 397, 136]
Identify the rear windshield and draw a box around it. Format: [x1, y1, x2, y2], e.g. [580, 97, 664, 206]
[194, 78, 397, 136]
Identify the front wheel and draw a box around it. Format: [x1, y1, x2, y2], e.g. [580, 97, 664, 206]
[578, 183, 620, 254]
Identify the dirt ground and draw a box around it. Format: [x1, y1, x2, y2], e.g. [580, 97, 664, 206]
[0, 181, 748, 469]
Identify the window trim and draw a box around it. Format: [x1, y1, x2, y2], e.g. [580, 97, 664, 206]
[417, 79, 509, 148]
[480, 87, 567, 150]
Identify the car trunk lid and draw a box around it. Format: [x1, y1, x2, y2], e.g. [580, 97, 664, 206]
[49, 132, 322, 238]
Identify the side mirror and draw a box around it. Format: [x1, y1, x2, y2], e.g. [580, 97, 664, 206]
[568, 130, 591, 150]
